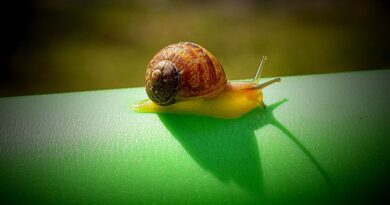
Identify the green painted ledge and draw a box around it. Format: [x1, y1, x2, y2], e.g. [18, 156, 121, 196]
[0, 70, 389, 204]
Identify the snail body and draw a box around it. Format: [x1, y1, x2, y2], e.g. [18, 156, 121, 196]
[135, 42, 281, 119]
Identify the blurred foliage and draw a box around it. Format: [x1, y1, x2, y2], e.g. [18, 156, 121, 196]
[0, 0, 389, 96]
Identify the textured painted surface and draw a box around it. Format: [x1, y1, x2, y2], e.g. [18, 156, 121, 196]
[0, 70, 389, 204]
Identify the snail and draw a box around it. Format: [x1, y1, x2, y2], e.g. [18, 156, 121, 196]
[134, 42, 281, 119]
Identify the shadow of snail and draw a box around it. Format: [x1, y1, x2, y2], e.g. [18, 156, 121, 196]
[158, 99, 334, 198]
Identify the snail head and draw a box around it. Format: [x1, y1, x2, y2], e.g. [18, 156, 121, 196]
[145, 60, 179, 106]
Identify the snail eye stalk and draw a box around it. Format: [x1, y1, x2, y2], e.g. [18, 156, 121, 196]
[255, 78, 281, 90]
[250, 56, 281, 90]
[253, 56, 267, 84]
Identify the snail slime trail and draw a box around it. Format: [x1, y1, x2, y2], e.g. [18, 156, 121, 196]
[134, 42, 281, 119]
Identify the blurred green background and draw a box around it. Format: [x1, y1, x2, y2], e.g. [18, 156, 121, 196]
[1, 0, 389, 97]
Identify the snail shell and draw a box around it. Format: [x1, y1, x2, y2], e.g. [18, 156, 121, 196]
[145, 42, 227, 105]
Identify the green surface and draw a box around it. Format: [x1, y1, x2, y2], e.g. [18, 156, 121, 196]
[0, 70, 389, 204]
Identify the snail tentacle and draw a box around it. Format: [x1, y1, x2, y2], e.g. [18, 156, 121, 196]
[254, 78, 281, 90]
[253, 56, 267, 84]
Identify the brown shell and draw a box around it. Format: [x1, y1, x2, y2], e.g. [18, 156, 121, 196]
[145, 42, 227, 104]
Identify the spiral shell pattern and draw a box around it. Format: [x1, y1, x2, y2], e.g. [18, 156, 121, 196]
[146, 42, 227, 100]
